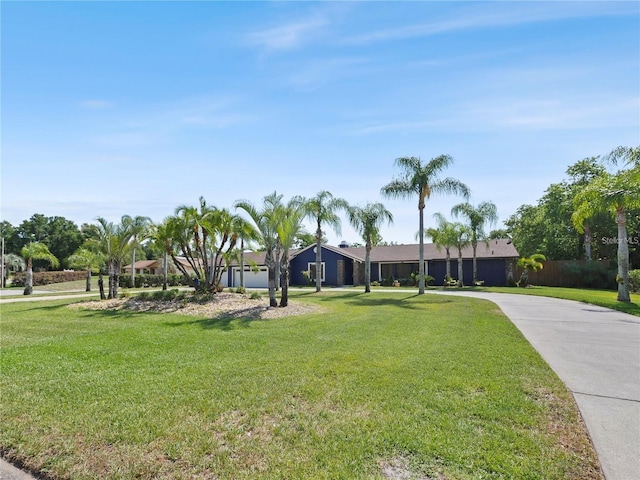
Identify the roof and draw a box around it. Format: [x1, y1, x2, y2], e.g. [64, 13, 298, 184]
[123, 259, 160, 270]
[342, 238, 518, 262]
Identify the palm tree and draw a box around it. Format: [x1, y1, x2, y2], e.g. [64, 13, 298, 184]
[233, 216, 260, 290]
[235, 194, 281, 307]
[517, 254, 546, 288]
[451, 201, 498, 285]
[347, 203, 393, 293]
[381, 155, 470, 294]
[573, 168, 640, 302]
[276, 200, 306, 307]
[148, 219, 173, 291]
[451, 223, 471, 287]
[86, 217, 135, 299]
[298, 191, 348, 292]
[427, 213, 458, 284]
[3, 253, 25, 287]
[68, 247, 105, 292]
[20, 242, 59, 295]
[123, 215, 151, 288]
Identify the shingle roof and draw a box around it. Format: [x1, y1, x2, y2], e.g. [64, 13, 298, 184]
[342, 238, 518, 262]
[225, 239, 518, 266]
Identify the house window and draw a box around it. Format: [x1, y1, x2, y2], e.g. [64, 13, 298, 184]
[308, 262, 325, 282]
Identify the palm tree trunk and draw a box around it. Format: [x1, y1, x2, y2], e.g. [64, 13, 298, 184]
[616, 208, 630, 302]
[23, 259, 33, 295]
[280, 255, 290, 307]
[445, 248, 451, 280]
[265, 250, 278, 307]
[315, 224, 322, 293]
[240, 239, 245, 289]
[85, 268, 91, 292]
[130, 245, 136, 288]
[163, 251, 168, 291]
[457, 248, 464, 287]
[418, 207, 425, 294]
[472, 241, 478, 284]
[584, 223, 592, 262]
[364, 245, 371, 293]
[98, 273, 106, 300]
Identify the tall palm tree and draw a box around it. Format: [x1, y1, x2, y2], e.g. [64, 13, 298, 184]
[427, 213, 458, 283]
[68, 247, 105, 292]
[451, 223, 472, 287]
[123, 215, 151, 288]
[20, 242, 59, 295]
[347, 203, 393, 293]
[298, 191, 348, 292]
[451, 201, 498, 285]
[381, 155, 470, 294]
[235, 194, 281, 307]
[573, 168, 640, 302]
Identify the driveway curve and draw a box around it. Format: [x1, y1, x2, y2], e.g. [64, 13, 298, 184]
[432, 291, 640, 480]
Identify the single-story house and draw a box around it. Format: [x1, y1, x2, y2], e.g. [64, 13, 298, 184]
[123, 257, 200, 276]
[222, 239, 519, 288]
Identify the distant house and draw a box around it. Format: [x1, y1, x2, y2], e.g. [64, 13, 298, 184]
[123, 257, 200, 277]
[222, 239, 518, 288]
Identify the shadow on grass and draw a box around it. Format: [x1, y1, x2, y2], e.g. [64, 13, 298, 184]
[292, 290, 454, 309]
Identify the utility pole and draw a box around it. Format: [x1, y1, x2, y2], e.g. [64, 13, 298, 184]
[1, 237, 5, 289]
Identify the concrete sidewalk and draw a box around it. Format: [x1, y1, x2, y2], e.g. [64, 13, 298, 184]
[434, 291, 640, 480]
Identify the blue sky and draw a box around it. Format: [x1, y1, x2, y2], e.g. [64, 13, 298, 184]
[2, 1, 639, 246]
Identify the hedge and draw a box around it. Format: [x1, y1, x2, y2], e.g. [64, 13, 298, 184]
[11, 271, 88, 287]
[118, 274, 191, 288]
[630, 270, 640, 293]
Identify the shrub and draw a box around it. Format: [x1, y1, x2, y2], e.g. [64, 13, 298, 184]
[630, 270, 640, 293]
[119, 274, 190, 288]
[561, 262, 616, 289]
[11, 270, 87, 287]
[250, 291, 262, 300]
[234, 286, 246, 294]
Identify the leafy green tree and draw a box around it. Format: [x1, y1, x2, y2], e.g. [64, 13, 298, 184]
[347, 203, 393, 293]
[573, 167, 640, 302]
[427, 213, 458, 283]
[451, 201, 498, 284]
[20, 242, 59, 295]
[17, 214, 83, 268]
[68, 247, 105, 292]
[298, 191, 349, 293]
[381, 155, 469, 294]
[0, 221, 20, 256]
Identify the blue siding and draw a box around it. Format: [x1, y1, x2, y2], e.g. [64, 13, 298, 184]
[429, 258, 508, 286]
[290, 247, 358, 286]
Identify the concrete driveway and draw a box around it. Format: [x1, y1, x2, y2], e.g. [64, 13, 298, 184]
[433, 290, 640, 480]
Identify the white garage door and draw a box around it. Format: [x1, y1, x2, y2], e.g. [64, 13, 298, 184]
[233, 267, 269, 289]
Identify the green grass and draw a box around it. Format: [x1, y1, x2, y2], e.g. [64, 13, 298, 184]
[1, 292, 601, 479]
[475, 285, 640, 317]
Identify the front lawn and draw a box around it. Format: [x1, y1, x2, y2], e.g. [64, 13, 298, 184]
[0, 292, 601, 479]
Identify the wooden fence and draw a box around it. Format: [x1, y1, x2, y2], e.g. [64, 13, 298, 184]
[513, 259, 614, 288]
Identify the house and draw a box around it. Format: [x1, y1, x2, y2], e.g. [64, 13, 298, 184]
[222, 239, 518, 288]
[123, 257, 200, 277]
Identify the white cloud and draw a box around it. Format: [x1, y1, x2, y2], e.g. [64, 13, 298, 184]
[246, 14, 329, 51]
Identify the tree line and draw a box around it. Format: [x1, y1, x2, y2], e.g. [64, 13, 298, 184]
[2, 147, 637, 303]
